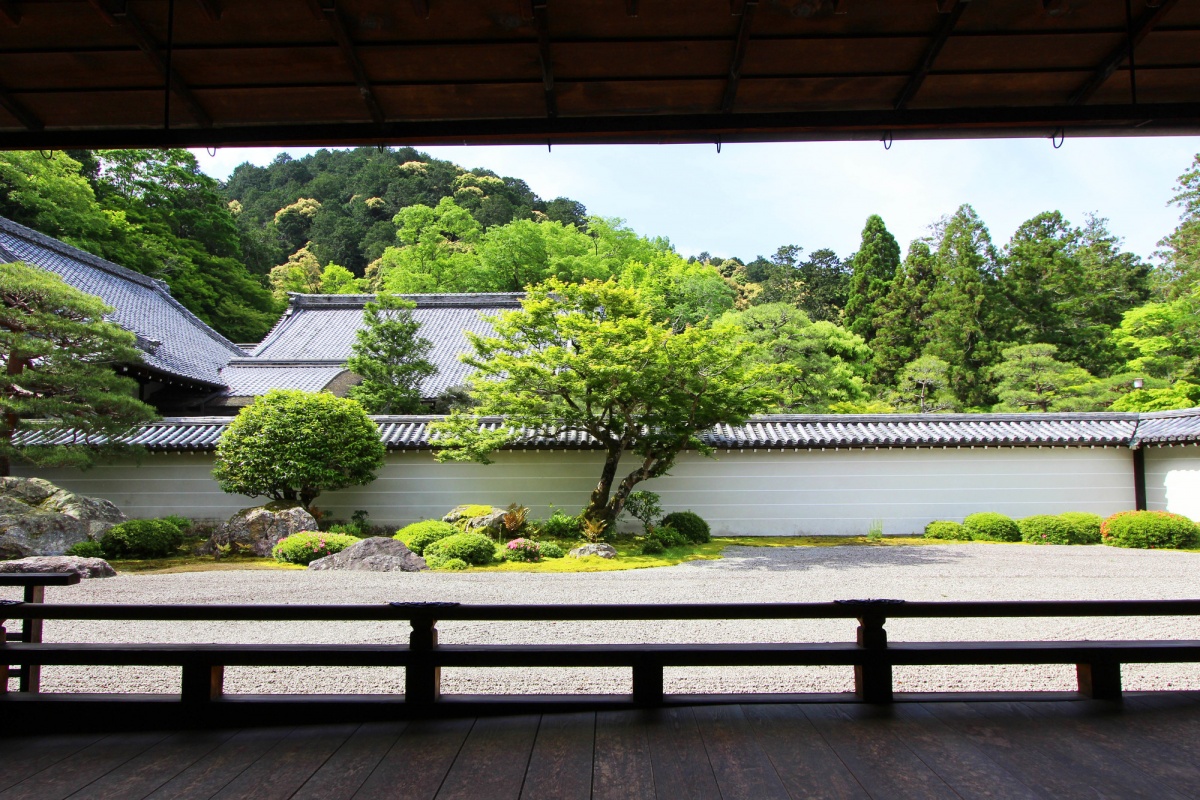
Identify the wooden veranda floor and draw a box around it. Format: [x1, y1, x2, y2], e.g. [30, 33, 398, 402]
[4, 694, 1200, 799]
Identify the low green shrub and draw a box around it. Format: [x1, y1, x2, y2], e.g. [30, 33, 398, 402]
[504, 537, 542, 562]
[424, 532, 496, 568]
[962, 512, 1020, 542]
[439, 558, 468, 571]
[100, 519, 184, 559]
[641, 538, 665, 555]
[624, 491, 663, 533]
[660, 511, 710, 544]
[272, 531, 359, 565]
[326, 523, 366, 538]
[538, 510, 582, 539]
[1019, 515, 1075, 545]
[395, 520, 458, 555]
[1058, 512, 1103, 545]
[924, 520, 968, 540]
[1101, 510, 1199, 549]
[160, 515, 193, 534]
[648, 525, 688, 548]
[539, 541, 565, 559]
[65, 540, 104, 558]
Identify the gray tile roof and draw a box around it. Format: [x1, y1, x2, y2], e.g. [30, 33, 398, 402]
[218, 362, 348, 396]
[0, 216, 245, 387]
[250, 293, 524, 399]
[21, 410, 1200, 452]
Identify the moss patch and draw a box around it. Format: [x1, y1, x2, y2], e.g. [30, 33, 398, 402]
[109, 555, 305, 574]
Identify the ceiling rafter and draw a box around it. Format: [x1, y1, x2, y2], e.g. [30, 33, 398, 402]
[0, 1, 21, 26]
[193, 0, 220, 22]
[85, 0, 212, 127]
[0, 84, 42, 131]
[720, 0, 758, 113]
[1067, 0, 1179, 106]
[530, 0, 556, 117]
[412, 0, 429, 19]
[307, 0, 385, 124]
[626, 0, 638, 16]
[894, 0, 970, 111]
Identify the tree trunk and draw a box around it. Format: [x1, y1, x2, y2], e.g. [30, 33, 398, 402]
[584, 443, 623, 524]
[606, 456, 658, 523]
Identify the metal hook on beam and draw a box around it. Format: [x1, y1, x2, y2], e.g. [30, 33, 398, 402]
[881, 131, 893, 150]
[1051, 127, 1065, 149]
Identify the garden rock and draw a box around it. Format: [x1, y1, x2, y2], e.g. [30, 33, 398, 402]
[464, 510, 507, 537]
[569, 543, 618, 559]
[308, 537, 427, 572]
[211, 505, 316, 558]
[0, 555, 116, 579]
[0, 477, 125, 559]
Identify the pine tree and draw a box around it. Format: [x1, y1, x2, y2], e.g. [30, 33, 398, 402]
[345, 294, 436, 414]
[869, 240, 937, 388]
[991, 343, 1097, 412]
[888, 355, 957, 413]
[845, 214, 901, 341]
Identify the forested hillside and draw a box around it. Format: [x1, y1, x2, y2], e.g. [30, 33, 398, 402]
[2, 145, 1198, 414]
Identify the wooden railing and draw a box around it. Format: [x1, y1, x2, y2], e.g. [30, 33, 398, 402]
[3, 597, 1200, 729]
[0, 572, 80, 693]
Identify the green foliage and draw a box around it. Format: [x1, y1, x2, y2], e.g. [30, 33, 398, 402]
[889, 356, 957, 413]
[430, 279, 781, 527]
[623, 491, 663, 532]
[271, 531, 360, 565]
[394, 520, 458, 555]
[1058, 512, 1103, 545]
[538, 541, 566, 558]
[1018, 515, 1076, 545]
[1111, 288, 1200, 384]
[538, 510, 582, 539]
[660, 511, 711, 544]
[65, 540, 104, 558]
[439, 557, 469, 571]
[1110, 380, 1200, 412]
[1101, 510, 1199, 549]
[648, 524, 688, 548]
[924, 520, 968, 540]
[870, 241, 938, 387]
[345, 293, 436, 414]
[504, 537, 542, 562]
[846, 215, 901, 342]
[161, 515, 193, 534]
[962, 512, 1021, 542]
[1153, 154, 1200, 300]
[100, 519, 184, 559]
[212, 390, 385, 509]
[423, 532, 496, 567]
[0, 262, 159, 474]
[641, 537, 665, 555]
[991, 344, 1097, 412]
[866, 519, 884, 543]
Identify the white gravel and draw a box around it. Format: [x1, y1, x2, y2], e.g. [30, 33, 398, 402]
[6, 543, 1200, 697]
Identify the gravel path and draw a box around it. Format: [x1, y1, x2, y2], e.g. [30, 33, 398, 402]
[6, 543, 1200, 696]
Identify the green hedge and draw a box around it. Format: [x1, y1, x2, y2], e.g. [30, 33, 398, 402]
[65, 540, 104, 558]
[424, 532, 496, 568]
[1058, 512, 1103, 545]
[395, 520, 458, 555]
[539, 541, 565, 559]
[1019, 515, 1075, 545]
[99, 519, 184, 559]
[1101, 511, 1199, 549]
[660, 511, 711, 544]
[962, 512, 1020, 542]
[648, 525, 688, 549]
[538, 511, 582, 539]
[924, 520, 969, 540]
[272, 531, 360, 565]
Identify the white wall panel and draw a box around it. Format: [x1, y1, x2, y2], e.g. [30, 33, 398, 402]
[18, 444, 1138, 535]
[1144, 445, 1200, 521]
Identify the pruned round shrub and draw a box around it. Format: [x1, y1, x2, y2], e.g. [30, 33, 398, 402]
[538, 510, 582, 539]
[648, 524, 688, 548]
[395, 520, 458, 555]
[923, 520, 968, 540]
[65, 540, 104, 558]
[1101, 510, 1199, 550]
[424, 532, 496, 568]
[272, 531, 359, 565]
[439, 558, 468, 571]
[326, 523, 366, 538]
[1019, 515, 1074, 545]
[505, 537, 542, 562]
[962, 512, 1020, 542]
[99, 519, 184, 559]
[539, 541, 565, 559]
[161, 515, 193, 534]
[1058, 512, 1103, 545]
[641, 538, 665, 555]
[660, 511, 710, 544]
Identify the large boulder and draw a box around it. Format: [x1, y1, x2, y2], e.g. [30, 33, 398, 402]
[308, 537, 427, 572]
[0, 555, 116, 579]
[211, 504, 317, 558]
[0, 478, 125, 559]
[443, 505, 507, 539]
[568, 543, 618, 559]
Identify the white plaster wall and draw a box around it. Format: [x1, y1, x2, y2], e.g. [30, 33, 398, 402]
[18, 444, 1137, 535]
[1144, 444, 1200, 521]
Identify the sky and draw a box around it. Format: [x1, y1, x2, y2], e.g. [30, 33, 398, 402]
[193, 135, 1200, 264]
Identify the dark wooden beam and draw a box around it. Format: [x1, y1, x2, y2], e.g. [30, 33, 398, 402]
[1067, 0, 1180, 106]
[0, 0, 21, 26]
[531, 0, 556, 118]
[893, 0, 969, 111]
[194, 0, 220, 22]
[86, 0, 212, 126]
[626, 0, 638, 16]
[313, 0, 385, 124]
[0, 84, 41, 131]
[412, 0, 429, 19]
[720, 0, 758, 113]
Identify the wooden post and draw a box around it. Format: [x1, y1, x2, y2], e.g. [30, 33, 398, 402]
[854, 612, 893, 703]
[632, 656, 664, 706]
[1077, 661, 1122, 700]
[20, 584, 44, 692]
[406, 615, 441, 706]
[0, 615, 8, 694]
[181, 661, 224, 704]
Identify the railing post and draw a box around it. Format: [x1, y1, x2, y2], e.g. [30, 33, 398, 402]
[181, 660, 224, 704]
[1077, 661, 1122, 700]
[632, 655, 663, 706]
[407, 615, 441, 706]
[840, 599, 902, 703]
[20, 584, 44, 693]
[0, 600, 12, 694]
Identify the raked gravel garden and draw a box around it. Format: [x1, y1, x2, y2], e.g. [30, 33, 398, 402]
[6, 540, 1200, 698]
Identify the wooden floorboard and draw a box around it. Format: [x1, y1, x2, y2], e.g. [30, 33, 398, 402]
[8, 696, 1200, 799]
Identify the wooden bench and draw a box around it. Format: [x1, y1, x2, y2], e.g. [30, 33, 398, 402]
[0, 572, 81, 692]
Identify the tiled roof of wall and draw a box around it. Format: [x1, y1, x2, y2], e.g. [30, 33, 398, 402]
[18, 410, 1200, 452]
[0, 216, 245, 387]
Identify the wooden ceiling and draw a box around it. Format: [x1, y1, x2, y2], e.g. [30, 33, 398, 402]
[1, 0, 1199, 148]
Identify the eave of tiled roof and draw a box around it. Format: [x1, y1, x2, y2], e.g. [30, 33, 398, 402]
[17, 410, 1200, 453]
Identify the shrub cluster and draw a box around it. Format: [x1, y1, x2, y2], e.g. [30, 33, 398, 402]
[395, 520, 458, 555]
[962, 512, 1020, 542]
[660, 511, 711, 544]
[505, 537, 542, 562]
[538, 541, 566, 559]
[65, 540, 105, 558]
[924, 520, 969, 540]
[648, 525, 687, 549]
[425, 532, 495, 568]
[99, 519, 184, 559]
[1058, 512, 1103, 545]
[1101, 511, 1199, 549]
[1018, 515, 1075, 545]
[272, 531, 360, 565]
[538, 510, 582, 539]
